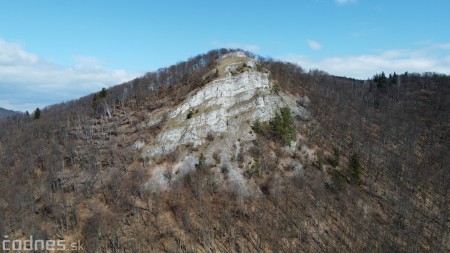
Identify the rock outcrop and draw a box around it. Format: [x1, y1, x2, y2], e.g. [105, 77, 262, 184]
[138, 53, 312, 194]
[141, 54, 307, 160]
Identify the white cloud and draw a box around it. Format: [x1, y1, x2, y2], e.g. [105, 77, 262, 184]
[307, 40, 322, 50]
[284, 46, 450, 79]
[211, 41, 261, 52]
[335, 0, 357, 5]
[0, 39, 138, 112]
[0, 40, 38, 65]
[434, 43, 450, 50]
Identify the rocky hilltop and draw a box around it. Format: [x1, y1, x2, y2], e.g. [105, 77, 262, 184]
[137, 52, 312, 195]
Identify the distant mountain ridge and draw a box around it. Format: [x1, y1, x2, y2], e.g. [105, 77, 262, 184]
[0, 107, 20, 119]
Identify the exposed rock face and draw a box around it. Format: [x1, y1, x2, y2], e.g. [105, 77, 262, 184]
[141, 55, 305, 160]
[139, 53, 312, 195]
[297, 95, 311, 108]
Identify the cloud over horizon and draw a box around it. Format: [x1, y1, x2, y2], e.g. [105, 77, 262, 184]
[0, 39, 138, 112]
[211, 41, 261, 52]
[2, 38, 449, 112]
[285, 44, 450, 79]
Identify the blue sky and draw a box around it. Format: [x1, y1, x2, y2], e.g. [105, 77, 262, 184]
[1, 0, 449, 112]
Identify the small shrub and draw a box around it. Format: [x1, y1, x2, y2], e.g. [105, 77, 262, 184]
[212, 151, 220, 165]
[331, 148, 340, 167]
[315, 155, 324, 170]
[221, 163, 229, 174]
[161, 112, 169, 123]
[350, 153, 361, 186]
[186, 110, 194, 119]
[252, 119, 263, 133]
[256, 62, 264, 72]
[272, 84, 281, 94]
[206, 131, 214, 142]
[195, 153, 206, 171]
[211, 180, 220, 194]
[236, 152, 243, 162]
[214, 68, 219, 77]
[244, 162, 259, 178]
[331, 170, 346, 192]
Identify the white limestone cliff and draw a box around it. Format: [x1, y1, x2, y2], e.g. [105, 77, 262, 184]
[139, 53, 311, 194]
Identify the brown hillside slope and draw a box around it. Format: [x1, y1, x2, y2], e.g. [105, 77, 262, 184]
[0, 50, 448, 252]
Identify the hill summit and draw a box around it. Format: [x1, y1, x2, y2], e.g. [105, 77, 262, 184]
[137, 52, 312, 194]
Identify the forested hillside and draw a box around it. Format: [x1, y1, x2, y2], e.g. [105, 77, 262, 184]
[0, 49, 448, 252]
